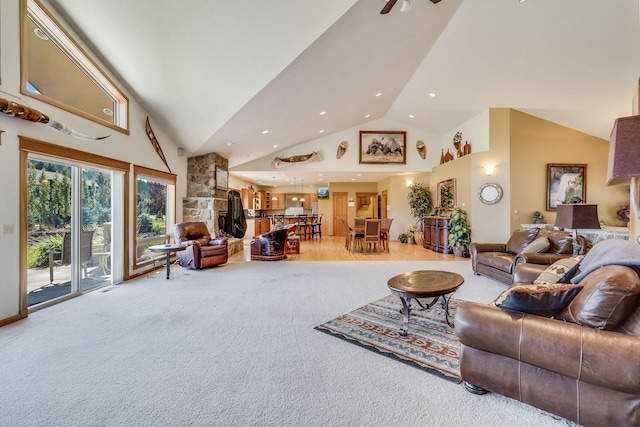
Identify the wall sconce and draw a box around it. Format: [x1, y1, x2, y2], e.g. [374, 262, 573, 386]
[484, 165, 494, 176]
[607, 115, 640, 219]
[177, 147, 184, 157]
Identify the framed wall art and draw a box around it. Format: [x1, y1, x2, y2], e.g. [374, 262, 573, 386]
[359, 131, 406, 164]
[546, 163, 587, 210]
[216, 166, 228, 191]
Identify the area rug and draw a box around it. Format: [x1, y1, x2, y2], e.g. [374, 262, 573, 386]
[315, 294, 463, 383]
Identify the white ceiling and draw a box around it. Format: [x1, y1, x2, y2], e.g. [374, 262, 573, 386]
[49, 0, 640, 187]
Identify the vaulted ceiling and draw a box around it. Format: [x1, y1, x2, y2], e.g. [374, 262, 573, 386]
[49, 0, 640, 186]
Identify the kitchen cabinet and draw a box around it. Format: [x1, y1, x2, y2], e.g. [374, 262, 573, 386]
[241, 188, 254, 210]
[254, 217, 271, 235]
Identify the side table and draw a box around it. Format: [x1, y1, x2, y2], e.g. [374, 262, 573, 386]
[148, 244, 186, 279]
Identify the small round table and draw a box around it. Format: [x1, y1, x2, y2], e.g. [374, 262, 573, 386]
[387, 270, 464, 336]
[148, 244, 186, 279]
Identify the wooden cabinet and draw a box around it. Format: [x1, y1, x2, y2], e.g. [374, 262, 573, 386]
[263, 191, 272, 210]
[241, 188, 254, 209]
[254, 218, 271, 236]
[424, 216, 451, 254]
[271, 193, 285, 210]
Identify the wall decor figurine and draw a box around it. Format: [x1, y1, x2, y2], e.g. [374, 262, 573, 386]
[0, 97, 110, 141]
[336, 140, 348, 159]
[416, 140, 426, 159]
[272, 151, 324, 168]
[463, 141, 471, 155]
[145, 116, 172, 173]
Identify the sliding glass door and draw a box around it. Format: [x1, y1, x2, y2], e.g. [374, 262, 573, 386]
[26, 156, 115, 307]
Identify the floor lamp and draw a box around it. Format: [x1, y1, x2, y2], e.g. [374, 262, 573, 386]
[555, 204, 601, 255]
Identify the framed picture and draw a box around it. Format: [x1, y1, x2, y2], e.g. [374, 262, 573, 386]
[216, 166, 228, 191]
[437, 178, 456, 210]
[546, 163, 587, 210]
[359, 131, 406, 164]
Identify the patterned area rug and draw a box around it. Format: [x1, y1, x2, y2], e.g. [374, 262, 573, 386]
[315, 294, 462, 383]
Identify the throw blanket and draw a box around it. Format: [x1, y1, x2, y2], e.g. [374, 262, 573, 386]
[571, 239, 640, 283]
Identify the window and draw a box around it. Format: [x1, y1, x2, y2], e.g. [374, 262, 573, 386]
[21, 0, 129, 133]
[133, 166, 176, 269]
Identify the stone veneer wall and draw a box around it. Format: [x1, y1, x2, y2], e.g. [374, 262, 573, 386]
[182, 153, 228, 236]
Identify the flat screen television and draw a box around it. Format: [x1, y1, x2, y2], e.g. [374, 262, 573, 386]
[317, 187, 329, 199]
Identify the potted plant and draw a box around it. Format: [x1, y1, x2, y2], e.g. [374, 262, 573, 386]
[407, 182, 433, 245]
[448, 207, 471, 257]
[405, 224, 419, 244]
[532, 211, 545, 224]
[398, 233, 409, 244]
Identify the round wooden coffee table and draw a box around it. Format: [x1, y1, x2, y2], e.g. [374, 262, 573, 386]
[387, 270, 464, 335]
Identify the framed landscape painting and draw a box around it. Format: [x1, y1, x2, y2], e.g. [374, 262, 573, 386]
[546, 163, 586, 210]
[359, 131, 406, 164]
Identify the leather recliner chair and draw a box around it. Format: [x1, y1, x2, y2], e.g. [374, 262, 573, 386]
[173, 222, 228, 269]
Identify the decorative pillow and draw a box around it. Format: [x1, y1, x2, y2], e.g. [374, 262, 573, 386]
[521, 236, 550, 254]
[558, 265, 640, 330]
[534, 255, 584, 285]
[492, 282, 583, 317]
[505, 228, 539, 254]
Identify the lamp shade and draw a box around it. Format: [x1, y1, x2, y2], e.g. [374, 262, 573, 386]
[555, 204, 601, 230]
[607, 115, 640, 186]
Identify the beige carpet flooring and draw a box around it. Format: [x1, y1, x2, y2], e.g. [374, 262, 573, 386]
[0, 259, 577, 426]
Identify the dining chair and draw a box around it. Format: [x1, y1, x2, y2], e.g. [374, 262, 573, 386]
[380, 217, 394, 252]
[354, 219, 382, 254]
[351, 217, 366, 253]
[341, 218, 353, 251]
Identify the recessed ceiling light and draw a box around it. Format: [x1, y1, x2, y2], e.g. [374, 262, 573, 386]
[102, 108, 113, 116]
[262, 130, 269, 134]
[365, 114, 371, 118]
[319, 130, 324, 133]
[320, 111, 326, 115]
[357, 173, 362, 177]
[375, 93, 382, 97]
[34, 28, 49, 40]
[273, 145, 278, 148]
[351, 178, 356, 181]
[409, 114, 414, 118]
[429, 93, 436, 97]
[226, 142, 234, 146]
[319, 173, 324, 176]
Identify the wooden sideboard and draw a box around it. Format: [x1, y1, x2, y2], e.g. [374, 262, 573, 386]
[423, 216, 452, 254]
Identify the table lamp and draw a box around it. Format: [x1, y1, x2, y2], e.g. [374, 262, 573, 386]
[607, 115, 640, 220]
[555, 204, 600, 255]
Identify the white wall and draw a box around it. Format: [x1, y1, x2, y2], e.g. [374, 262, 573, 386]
[0, 0, 187, 322]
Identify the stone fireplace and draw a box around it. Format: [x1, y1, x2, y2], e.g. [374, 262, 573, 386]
[182, 153, 228, 236]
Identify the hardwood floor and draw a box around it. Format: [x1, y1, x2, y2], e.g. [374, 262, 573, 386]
[230, 235, 459, 262]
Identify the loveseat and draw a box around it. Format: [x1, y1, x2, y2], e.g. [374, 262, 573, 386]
[456, 239, 640, 427]
[470, 227, 589, 285]
[174, 222, 228, 269]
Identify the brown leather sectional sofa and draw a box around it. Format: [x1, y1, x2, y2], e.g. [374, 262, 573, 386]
[456, 238, 640, 427]
[470, 227, 588, 285]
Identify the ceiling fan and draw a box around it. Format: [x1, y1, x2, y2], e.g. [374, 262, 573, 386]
[381, 0, 441, 14]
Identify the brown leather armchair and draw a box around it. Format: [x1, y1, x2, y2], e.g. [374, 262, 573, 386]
[173, 222, 228, 269]
[470, 227, 588, 285]
[250, 225, 295, 261]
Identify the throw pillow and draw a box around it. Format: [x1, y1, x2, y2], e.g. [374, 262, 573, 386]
[534, 255, 584, 285]
[521, 236, 550, 254]
[558, 265, 640, 330]
[492, 282, 583, 317]
[505, 228, 539, 254]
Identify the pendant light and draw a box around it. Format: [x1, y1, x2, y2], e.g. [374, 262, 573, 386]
[271, 176, 277, 200]
[300, 179, 305, 202]
[292, 178, 298, 201]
